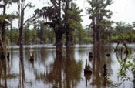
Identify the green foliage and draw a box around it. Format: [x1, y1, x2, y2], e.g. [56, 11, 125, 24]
[66, 4, 83, 30]
[6, 28, 19, 45]
[6, 23, 55, 45]
[3, 0, 135, 45]
[83, 37, 93, 43]
[72, 27, 93, 44]
[107, 55, 135, 87]
[87, 0, 113, 42]
[0, 0, 18, 41]
[111, 36, 119, 42]
[118, 55, 135, 82]
[114, 22, 133, 35]
[0, 15, 18, 21]
[23, 26, 31, 44]
[5, 21, 92, 45]
[111, 22, 135, 42]
[31, 1, 84, 45]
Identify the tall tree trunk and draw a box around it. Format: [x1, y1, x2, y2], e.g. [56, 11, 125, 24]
[66, 30, 72, 46]
[18, 9, 24, 45]
[78, 29, 82, 44]
[10, 20, 13, 45]
[2, 4, 6, 42]
[66, 30, 72, 58]
[56, 31, 63, 58]
[95, 0, 100, 43]
[39, 25, 43, 44]
[1, 4, 6, 59]
[95, 26, 100, 42]
[55, 39, 62, 88]
[65, 0, 73, 47]
[92, 18, 96, 44]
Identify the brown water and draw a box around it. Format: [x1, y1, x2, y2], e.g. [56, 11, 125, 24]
[0, 44, 135, 88]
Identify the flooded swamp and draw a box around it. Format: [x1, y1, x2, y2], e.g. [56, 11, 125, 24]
[0, 43, 135, 88]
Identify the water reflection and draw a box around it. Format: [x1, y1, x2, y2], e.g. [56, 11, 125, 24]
[115, 45, 134, 87]
[115, 46, 133, 62]
[44, 48, 82, 88]
[1, 44, 135, 88]
[91, 42, 113, 87]
[133, 71, 135, 88]
[0, 58, 7, 88]
[19, 44, 25, 88]
[65, 48, 82, 88]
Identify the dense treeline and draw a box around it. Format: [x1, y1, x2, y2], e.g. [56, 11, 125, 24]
[5, 21, 135, 45]
[111, 22, 135, 42]
[5, 23, 93, 45]
[1, 0, 135, 47]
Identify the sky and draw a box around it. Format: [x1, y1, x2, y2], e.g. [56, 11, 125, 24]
[76, 0, 135, 27]
[4, 0, 135, 28]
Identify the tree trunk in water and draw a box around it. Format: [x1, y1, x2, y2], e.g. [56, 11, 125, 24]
[66, 30, 72, 45]
[55, 56, 62, 88]
[55, 36, 63, 88]
[2, 4, 6, 42]
[39, 24, 43, 44]
[19, 44, 25, 88]
[95, 0, 100, 43]
[10, 21, 13, 45]
[65, 49, 72, 88]
[95, 27, 100, 42]
[18, 25, 23, 45]
[93, 41, 101, 85]
[1, 4, 6, 60]
[2, 22, 5, 43]
[56, 32, 63, 59]
[18, 9, 24, 45]
[92, 18, 96, 44]
[66, 30, 72, 57]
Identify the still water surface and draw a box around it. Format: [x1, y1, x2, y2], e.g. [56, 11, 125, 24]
[0, 44, 135, 88]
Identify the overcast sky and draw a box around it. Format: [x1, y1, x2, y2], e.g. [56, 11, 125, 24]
[76, 0, 135, 27]
[5, 0, 135, 28]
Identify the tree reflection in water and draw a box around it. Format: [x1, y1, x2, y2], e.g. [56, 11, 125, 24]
[91, 42, 113, 87]
[19, 44, 25, 88]
[65, 47, 82, 88]
[0, 43, 120, 88]
[0, 56, 7, 88]
[34, 46, 83, 88]
[115, 46, 135, 87]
